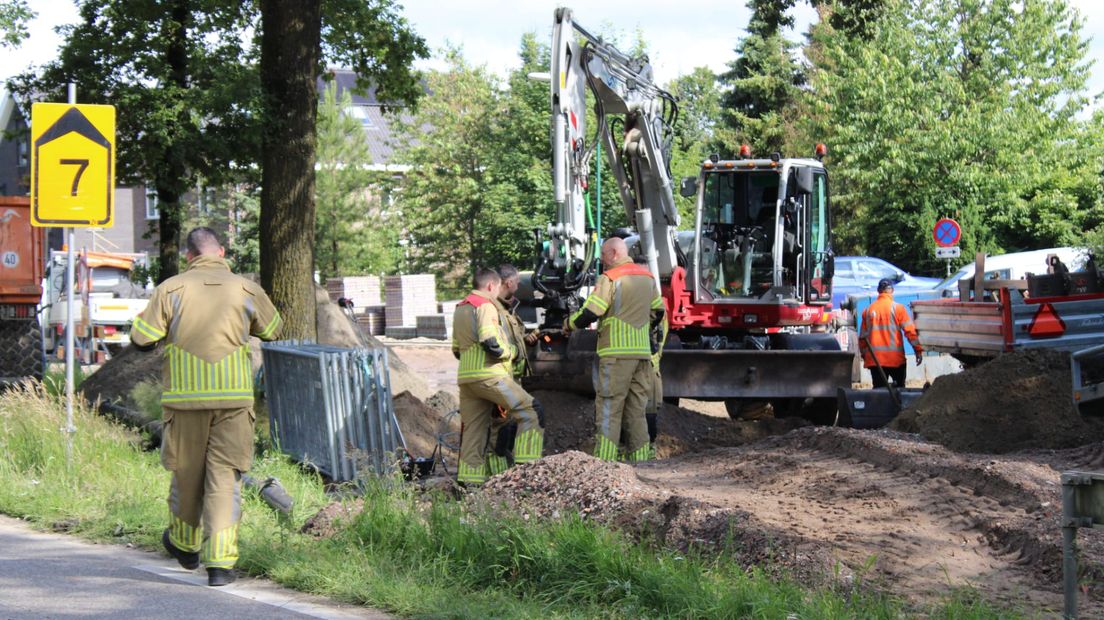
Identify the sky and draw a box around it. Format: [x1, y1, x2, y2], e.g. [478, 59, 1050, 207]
[5, 0, 1104, 100]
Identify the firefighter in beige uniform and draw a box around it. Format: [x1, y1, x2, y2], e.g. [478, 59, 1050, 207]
[564, 237, 665, 462]
[451, 268, 544, 485]
[485, 264, 543, 475]
[131, 227, 281, 587]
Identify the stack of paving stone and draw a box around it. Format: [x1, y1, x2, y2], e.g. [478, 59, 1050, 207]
[384, 274, 438, 328]
[415, 314, 451, 340]
[326, 276, 381, 310]
[356, 305, 386, 336]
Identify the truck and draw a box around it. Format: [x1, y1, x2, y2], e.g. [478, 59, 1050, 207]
[0, 196, 46, 385]
[912, 258, 1104, 365]
[41, 249, 151, 361]
[526, 9, 852, 420]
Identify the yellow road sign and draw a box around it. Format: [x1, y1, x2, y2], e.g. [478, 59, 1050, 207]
[30, 103, 116, 227]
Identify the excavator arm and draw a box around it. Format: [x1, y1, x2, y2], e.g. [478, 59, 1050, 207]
[538, 7, 681, 309]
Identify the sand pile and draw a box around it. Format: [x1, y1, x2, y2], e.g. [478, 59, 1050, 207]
[891, 349, 1104, 453]
[393, 390, 459, 463]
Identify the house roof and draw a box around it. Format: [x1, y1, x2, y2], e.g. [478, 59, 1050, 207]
[318, 68, 412, 166]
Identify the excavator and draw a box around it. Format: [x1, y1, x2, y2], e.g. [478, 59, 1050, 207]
[526, 8, 853, 420]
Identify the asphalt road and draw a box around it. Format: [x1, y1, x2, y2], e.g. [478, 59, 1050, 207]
[0, 515, 392, 620]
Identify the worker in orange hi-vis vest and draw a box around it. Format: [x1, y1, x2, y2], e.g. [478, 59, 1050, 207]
[859, 278, 923, 388]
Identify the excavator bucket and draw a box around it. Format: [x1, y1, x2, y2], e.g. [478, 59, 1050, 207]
[525, 330, 854, 401]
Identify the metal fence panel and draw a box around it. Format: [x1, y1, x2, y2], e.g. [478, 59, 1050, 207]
[262, 340, 402, 481]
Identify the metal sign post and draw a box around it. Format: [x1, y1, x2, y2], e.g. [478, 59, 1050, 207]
[30, 85, 116, 466]
[1060, 470, 1104, 619]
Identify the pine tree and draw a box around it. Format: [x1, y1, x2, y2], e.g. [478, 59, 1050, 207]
[719, 0, 804, 156]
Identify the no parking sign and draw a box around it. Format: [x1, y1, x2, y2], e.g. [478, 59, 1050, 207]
[933, 218, 961, 248]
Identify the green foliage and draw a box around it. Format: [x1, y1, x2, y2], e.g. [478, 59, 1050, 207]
[392, 42, 553, 295]
[128, 380, 163, 421]
[803, 0, 1104, 274]
[667, 67, 724, 223]
[314, 83, 402, 280]
[0, 0, 33, 47]
[719, 0, 804, 156]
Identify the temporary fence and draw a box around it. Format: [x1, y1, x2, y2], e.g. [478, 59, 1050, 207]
[261, 340, 404, 481]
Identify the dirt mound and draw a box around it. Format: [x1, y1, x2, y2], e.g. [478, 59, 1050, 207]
[636, 425, 1104, 611]
[479, 450, 834, 577]
[300, 498, 364, 538]
[533, 389, 809, 457]
[393, 390, 458, 463]
[79, 344, 161, 408]
[314, 285, 432, 401]
[424, 390, 458, 414]
[890, 349, 1104, 453]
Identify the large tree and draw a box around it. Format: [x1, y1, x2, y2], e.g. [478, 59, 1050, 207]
[805, 0, 1104, 273]
[258, 0, 426, 338]
[15, 0, 260, 281]
[718, 0, 804, 156]
[666, 67, 724, 222]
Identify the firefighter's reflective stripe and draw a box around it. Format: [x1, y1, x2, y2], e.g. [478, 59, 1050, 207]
[133, 315, 165, 341]
[457, 345, 512, 381]
[457, 460, 488, 485]
[203, 525, 239, 569]
[161, 344, 254, 405]
[594, 434, 619, 462]
[514, 429, 543, 463]
[596, 316, 652, 358]
[256, 313, 282, 340]
[486, 453, 509, 475]
[623, 443, 651, 463]
[650, 296, 664, 310]
[168, 514, 201, 553]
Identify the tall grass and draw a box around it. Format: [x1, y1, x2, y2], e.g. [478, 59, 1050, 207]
[0, 386, 1029, 619]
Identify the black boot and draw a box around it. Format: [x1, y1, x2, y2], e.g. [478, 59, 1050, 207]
[162, 530, 199, 570]
[207, 567, 236, 587]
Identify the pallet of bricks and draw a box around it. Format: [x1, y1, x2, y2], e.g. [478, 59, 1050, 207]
[416, 299, 459, 340]
[384, 274, 436, 339]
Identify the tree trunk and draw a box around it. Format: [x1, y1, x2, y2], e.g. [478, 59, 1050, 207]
[155, 0, 191, 283]
[259, 0, 321, 339]
[156, 191, 182, 282]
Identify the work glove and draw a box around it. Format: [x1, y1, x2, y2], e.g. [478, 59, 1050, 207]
[524, 331, 539, 346]
[562, 317, 573, 332]
[915, 351, 923, 366]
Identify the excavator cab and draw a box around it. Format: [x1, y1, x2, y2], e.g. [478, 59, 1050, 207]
[688, 158, 833, 308]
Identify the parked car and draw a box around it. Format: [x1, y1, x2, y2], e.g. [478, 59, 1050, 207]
[831, 256, 941, 308]
[933, 247, 1090, 298]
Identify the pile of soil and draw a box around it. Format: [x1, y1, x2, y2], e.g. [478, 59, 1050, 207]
[393, 390, 459, 463]
[79, 343, 161, 408]
[533, 389, 809, 457]
[890, 349, 1104, 453]
[478, 451, 835, 578]
[300, 498, 364, 538]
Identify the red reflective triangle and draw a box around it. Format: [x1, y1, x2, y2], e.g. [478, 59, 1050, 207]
[1028, 303, 1066, 338]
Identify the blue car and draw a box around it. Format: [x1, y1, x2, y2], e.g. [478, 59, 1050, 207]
[831, 256, 941, 309]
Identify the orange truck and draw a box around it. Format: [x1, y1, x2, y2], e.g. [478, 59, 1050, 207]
[0, 196, 46, 384]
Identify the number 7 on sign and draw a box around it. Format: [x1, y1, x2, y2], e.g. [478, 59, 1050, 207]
[59, 158, 90, 196]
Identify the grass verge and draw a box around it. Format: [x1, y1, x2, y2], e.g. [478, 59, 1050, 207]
[0, 385, 1030, 619]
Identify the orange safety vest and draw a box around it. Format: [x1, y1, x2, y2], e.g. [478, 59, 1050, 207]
[859, 293, 922, 368]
